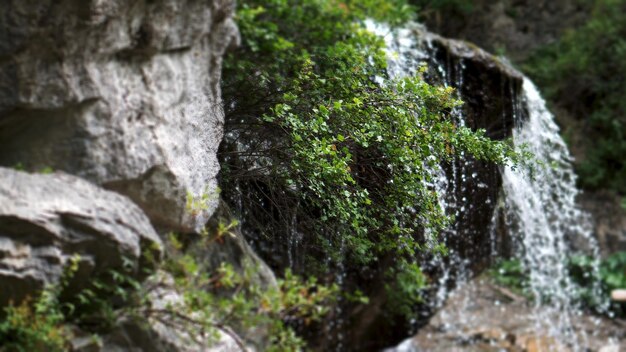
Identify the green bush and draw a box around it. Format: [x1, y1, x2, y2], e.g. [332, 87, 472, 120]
[159, 232, 340, 351]
[0, 256, 81, 352]
[0, 297, 70, 352]
[488, 259, 529, 296]
[0, 228, 339, 351]
[525, 0, 626, 196]
[221, 0, 522, 320]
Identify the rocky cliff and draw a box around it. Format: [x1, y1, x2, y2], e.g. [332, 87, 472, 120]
[0, 1, 253, 350]
[0, 0, 238, 232]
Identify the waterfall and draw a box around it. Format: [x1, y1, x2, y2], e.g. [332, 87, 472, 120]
[366, 20, 492, 318]
[367, 21, 604, 350]
[500, 78, 604, 347]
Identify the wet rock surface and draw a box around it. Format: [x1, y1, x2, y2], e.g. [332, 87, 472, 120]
[0, 0, 238, 232]
[417, 27, 526, 274]
[390, 278, 626, 352]
[0, 167, 162, 307]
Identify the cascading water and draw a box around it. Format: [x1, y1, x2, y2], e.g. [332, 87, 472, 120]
[499, 78, 604, 347]
[367, 21, 454, 324]
[366, 20, 494, 319]
[367, 21, 605, 350]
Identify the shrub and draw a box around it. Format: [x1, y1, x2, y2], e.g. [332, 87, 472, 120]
[488, 258, 529, 296]
[0, 256, 81, 352]
[569, 251, 626, 317]
[221, 0, 522, 322]
[0, 297, 70, 352]
[0, 227, 339, 351]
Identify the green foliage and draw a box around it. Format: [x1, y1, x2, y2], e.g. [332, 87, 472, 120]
[64, 227, 340, 350]
[488, 259, 529, 296]
[411, 0, 474, 14]
[11, 163, 25, 171]
[0, 298, 70, 352]
[161, 232, 340, 351]
[384, 261, 428, 317]
[600, 252, 626, 291]
[185, 187, 220, 217]
[0, 222, 338, 351]
[525, 0, 626, 194]
[222, 0, 522, 321]
[0, 256, 81, 352]
[569, 251, 626, 317]
[10, 163, 54, 174]
[67, 257, 145, 333]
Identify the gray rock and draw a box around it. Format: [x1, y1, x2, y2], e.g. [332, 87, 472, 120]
[188, 200, 278, 350]
[189, 200, 278, 291]
[0, 167, 163, 307]
[390, 278, 626, 352]
[0, 0, 239, 232]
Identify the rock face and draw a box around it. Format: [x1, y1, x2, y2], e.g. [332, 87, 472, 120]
[0, 0, 238, 232]
[189, 200, 277, 291]
[389, 278, 626, 352]
[418, 28, 526, 273]
[0, 1, 265, 349]
[0, 167, 163, 307]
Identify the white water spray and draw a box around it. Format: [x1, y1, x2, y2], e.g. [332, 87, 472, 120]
[500, 78, 603, 347]
[366, 20, 478, 315]
[367, 21, 604, 350]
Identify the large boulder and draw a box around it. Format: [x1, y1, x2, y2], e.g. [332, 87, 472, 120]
[387, 277, 626, 352]
[0, 0, 239, 232]
[0, 167, 163, 307]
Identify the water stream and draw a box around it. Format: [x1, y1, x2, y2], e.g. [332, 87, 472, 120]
[367, 21, 604, 350]
[498, 78, 604, 347]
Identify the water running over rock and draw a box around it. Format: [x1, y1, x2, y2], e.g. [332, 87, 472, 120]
[497, 78, 605, 348]
[368, 21, 608, 350]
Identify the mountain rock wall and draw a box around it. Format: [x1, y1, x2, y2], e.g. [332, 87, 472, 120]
[0, 1, 258, 350]
[0, 167, 163, 308]
[0, 0, 238, 232]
